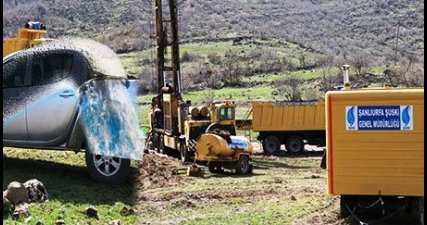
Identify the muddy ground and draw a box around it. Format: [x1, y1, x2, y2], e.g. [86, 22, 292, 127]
[135, 144, 418, 225]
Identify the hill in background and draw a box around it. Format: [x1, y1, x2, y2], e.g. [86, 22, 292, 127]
[3, 0, 424, 62]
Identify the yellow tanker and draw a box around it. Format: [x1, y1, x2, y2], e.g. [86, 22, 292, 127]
[195, 133, 253, 174]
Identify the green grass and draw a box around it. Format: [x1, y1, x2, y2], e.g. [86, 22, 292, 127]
[3, 148, 139, 225]
[370, 66, 386, 74]
[243, 69, 326, 83]
[119, 38, 322, 78]
[136, 153, 339, 224]
[136, 152, 418, 225]
[139, 86, 276, 105]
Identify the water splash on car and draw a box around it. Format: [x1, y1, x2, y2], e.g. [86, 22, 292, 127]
[79, 79, 144, 160]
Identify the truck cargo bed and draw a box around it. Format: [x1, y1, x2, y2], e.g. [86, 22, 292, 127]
[251, 101, 325, 132]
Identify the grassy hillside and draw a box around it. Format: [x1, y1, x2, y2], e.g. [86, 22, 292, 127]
[3, 0, 424, 61]
[119, 39, 320, 77]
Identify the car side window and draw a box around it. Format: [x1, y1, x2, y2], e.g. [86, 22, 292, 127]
[3, 57, 28, 88]
[31, 53, 74, 85]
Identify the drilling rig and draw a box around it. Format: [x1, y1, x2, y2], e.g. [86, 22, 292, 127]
[149, 0, 253, 174]
[3, 21, 52, 58]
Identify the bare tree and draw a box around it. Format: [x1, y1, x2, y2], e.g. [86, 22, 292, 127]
[383, 54, 424, 87]
[316, 55, 338, 93]
[298, 53, 307, 69]
[199, 62, 222, 89]
[259, 50, 281, 73]
[350, 53, 371, 75]
[276, 74, 305, 101]
[221, 50, 243, 86]
[207, 52, 222, 65]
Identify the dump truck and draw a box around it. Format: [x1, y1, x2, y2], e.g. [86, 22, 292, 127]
[237, 100, 325, 155]
[3, 21, 52, 58]
[326, 88, 424, 224]
[148, 0, 253, 174]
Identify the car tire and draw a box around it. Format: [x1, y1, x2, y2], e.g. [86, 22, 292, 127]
[85, 152, 130, 185]
[286, 135, 304, 154]
[262, 135, 281, 155]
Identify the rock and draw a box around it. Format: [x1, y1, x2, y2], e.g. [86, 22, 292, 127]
[3, 196, 12, 214]
[55, 219, 65, 225]
[290, 196, 297, 201]
[25, 217, 32, 223]
[84, 206, 98, 219]
[3, 195, 11, 208]
[4, 181, 29, 205]
[12, 202, 30, 218]
[187, 165, 202, 177]
[120, 206, 135, 216]
[109, 220, 121, 225]
[24, 179, 49, 202]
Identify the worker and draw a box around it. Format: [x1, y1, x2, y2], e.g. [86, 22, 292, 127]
[25, 21, 44, 30]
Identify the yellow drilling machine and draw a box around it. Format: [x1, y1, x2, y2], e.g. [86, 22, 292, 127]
[147, 0, 253, 174]
[3, 21, 52, 58]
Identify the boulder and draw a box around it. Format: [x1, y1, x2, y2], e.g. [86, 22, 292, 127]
[23, 179, 49, 202]
[3, 181, 29, 205]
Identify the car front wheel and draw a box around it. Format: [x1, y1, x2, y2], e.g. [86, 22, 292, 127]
[85, 153, 130, 185]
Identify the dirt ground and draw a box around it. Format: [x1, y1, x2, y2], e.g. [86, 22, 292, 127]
[135, 143, 418, 225]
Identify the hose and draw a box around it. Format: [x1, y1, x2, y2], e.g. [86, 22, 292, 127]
[345, 197, 408, 225]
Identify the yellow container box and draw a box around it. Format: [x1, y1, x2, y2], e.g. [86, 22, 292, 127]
[326, 88, 424, 197]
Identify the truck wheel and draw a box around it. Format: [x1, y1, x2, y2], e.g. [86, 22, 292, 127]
[286, 135, 304, 154]
[85, 153, 130, 185]
[180, 142, 191, 164]
[235, 155, 250, 175]
[263, 135, 280, 155]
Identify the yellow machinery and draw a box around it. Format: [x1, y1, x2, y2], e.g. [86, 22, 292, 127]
[236, 100, 326, 155]
[150, 94, 253, 174]
[3, 21, 51, 58]
[251, 101, 325, 131]
[149, 0, 252, 174]
[326, 88, 424, 224]
[196, 133, 253, 174]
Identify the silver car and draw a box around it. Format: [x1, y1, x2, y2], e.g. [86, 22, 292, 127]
[3, 45, 132, 184]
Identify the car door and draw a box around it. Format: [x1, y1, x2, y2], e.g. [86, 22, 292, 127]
[3, 54, 31, 141]
[26, 51, 81, 144]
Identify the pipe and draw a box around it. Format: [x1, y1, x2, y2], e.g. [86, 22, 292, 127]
[342, 64, 351, 90]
